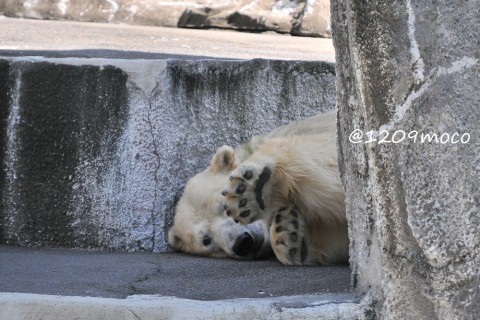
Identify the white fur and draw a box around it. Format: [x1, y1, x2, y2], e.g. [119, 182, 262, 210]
[168, 111, 348, 265]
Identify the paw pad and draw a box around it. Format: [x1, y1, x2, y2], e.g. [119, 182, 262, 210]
[289, 232, 298, 242]
[239, 198, 248, 207]
[243, 170, 253, 180]
[236, 184, 246, 194]
[239, 210, 251, 218]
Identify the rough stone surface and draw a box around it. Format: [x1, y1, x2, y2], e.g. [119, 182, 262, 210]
[332, 0, 479, 319]
[178, 0, 331, 38]
[0, 56, 336, 252]
[0, 0, 205, 27]
[291, 0, 331, 37]
[0, 0, 331, 37]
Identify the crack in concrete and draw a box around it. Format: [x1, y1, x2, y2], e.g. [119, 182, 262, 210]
[406, 0, 425, 84]
[139, 63, 167, 253]
[129, 63, 168, 253]
[378, 56, 478, 133]
[345, 0, 368, 123]
[373, 1, 478, 134]
[128, 284, 140, 295]
[146, 97, 160, 252]
[127, 307, 142, 320]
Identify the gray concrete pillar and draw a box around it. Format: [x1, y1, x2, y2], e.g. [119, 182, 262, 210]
[332, 1, 479, 318]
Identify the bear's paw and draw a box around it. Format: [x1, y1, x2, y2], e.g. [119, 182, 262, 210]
[222, 164, 272, 224]
[270, 205, 309, 265]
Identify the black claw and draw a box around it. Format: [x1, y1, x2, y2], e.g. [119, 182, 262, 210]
[222, 190, 228, 196]
[236, 184, 246, 194]
[254, 167, 271, 210]
[289, 248, 297, 257]
[275, 214, 282, 224]
[239, 198, 248, 208]
[301, 238, 308, 263]
[239, 210, 251, 218]
[229, 176, 233, 181]
[289, 232, 298, 242]
[243, 170, 253, 180]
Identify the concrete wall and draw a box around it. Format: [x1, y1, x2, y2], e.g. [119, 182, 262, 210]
[0, 57, 336, 252]
[0, 0, 331, 37]
[332, 0, 479, 319]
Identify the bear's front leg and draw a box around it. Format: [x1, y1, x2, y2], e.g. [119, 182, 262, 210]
[222, 162, 274, 224]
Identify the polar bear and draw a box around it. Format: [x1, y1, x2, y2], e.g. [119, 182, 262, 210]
[168, 111, 348, 265]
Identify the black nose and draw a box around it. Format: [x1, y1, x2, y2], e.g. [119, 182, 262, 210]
[233, 232, 254, 257]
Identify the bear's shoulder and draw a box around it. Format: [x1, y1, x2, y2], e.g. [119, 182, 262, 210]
[234, 111, 336, 162]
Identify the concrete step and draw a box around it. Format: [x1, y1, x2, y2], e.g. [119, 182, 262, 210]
[0, 17, 337, 253]
[1, 293, 369, 320]
[0, 245, 368, 320]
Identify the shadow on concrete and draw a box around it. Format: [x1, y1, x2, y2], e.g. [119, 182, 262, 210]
[0, 49, 243, 61]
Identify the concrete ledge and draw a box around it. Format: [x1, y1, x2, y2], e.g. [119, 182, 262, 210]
[0, 293, 369, 320]
[0, 246, 370, 319]
[0, 17, 337, 252]
[0, 55, 336, 252]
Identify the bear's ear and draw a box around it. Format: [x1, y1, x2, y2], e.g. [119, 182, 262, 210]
[210, 145, 236, 173]
[168, 227, 183, 250]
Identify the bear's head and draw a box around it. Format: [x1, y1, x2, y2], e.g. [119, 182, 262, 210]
[168, 145, 273, 259]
